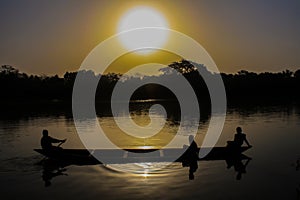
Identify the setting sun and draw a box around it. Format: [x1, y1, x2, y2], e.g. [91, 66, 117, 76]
[117, 6, 169, 54]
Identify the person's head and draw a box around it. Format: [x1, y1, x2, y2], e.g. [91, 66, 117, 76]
[42, 129, 48, 136]
[236, 127, 242, 134]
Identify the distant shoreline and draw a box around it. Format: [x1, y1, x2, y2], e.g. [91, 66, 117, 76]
[1, 61, 300, 108]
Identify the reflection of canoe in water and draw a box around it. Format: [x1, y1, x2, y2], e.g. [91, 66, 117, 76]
[34, 146, 251, 165]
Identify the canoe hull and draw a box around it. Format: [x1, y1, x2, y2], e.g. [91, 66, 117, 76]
[34, 147, 251, 165]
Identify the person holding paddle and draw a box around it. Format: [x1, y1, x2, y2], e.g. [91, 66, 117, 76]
[41, 129, 66, 151]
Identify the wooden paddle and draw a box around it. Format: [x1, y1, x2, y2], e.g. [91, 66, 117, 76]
[57, 139, 67, 147]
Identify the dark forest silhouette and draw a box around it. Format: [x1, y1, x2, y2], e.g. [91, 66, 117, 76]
[1, 60, 300, 105]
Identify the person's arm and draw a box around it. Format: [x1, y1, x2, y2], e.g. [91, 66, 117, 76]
[244, 135, 252, 147]
[49, 136, 65, 143]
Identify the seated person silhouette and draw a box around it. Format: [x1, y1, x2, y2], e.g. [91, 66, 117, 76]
[41, 129, 66, 151]
[227, 127, 252, 150]
[182, 135, 199, 180]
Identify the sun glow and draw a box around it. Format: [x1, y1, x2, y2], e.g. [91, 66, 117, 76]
[117, 6, 169, 54]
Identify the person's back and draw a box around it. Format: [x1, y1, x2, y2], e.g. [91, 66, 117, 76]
[41, 135, 53, 150]
[234, 133, 246, 147]
[187, 135, 199, 159]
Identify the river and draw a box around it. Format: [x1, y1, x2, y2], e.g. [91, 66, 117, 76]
[0, 102, 299, 199]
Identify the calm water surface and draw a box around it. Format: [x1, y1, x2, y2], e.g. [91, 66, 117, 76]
[0, 103, 300, 200]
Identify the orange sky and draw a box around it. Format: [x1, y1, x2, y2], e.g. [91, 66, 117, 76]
[1, 0, 300, 76]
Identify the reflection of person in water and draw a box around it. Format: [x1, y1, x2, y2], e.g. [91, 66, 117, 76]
[182, 135, 199, 180]
[227, 127, 252, 149]
[41, 129, 66, 150]
[42, 159, 67, 187]
[226, 157, 251, 180]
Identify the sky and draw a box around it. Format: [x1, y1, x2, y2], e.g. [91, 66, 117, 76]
[1, 0, 300, 76]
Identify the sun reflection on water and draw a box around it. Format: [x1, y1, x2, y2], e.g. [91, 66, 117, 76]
[102, 162, 177, 177]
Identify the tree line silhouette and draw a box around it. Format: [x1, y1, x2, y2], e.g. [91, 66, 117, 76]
[1, 60, 300, 105]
